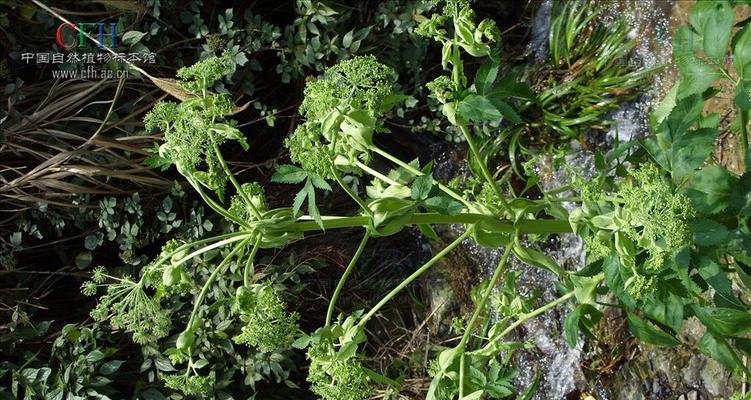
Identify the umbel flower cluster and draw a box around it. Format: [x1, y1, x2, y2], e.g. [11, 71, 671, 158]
[571, 164, 695, 301]
[285, 55, 400, 179]
[82, 267, 171, 344]
[233, 284, 299, 353]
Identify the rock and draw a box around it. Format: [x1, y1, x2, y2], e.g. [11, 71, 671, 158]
[700, 359, 729, 397]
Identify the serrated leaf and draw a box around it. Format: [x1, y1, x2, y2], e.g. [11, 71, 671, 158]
[651, 84, 678, 128]
[306, 180, 324, 230]
[310, 175, 332, 191]
[671, 127, 717, 179]
[475, 58, 499, 95]
[691, 218, 729, 247]
[698, 331, 746, 373]
[491, 99, 522, 124]
[411, 175, 433, 201]
[292, 186, 307, 216]
[626, 312, 680, 347]
[423, 196, 464, 215]
[689, 0, 733, 63]
[673, 26, 721, 98]
[685, 165, 736, 215]
[697, 255, 742, 308]
[693, 305, 751, 337]
[734, 24, 751, 79]
[457, 94, 502, 123]
[271, 165, 308, 184]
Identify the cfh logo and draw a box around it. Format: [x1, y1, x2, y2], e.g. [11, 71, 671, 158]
[56, 22, 118, 50]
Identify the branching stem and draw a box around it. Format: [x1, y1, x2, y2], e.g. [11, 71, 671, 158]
[357, 229, 472, 329]
[369, 146, 477, 211]
[186, 237, 252, 331]
[325, 231, 370, 326]
[331, 166, 373, 218]
[457, 243, 514, 397]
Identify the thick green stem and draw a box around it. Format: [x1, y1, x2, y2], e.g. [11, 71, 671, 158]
[369, 146, 476, 212]
[186, 175, 250, 229]
[186, 237, 251, 330]
[457, 124, 512, 215]
[243, 238, 262, 287]
[491, 290, 576, 345]
[354, 160, 402, 187]
[331, 166, 373, 218]
[140, 231, 252, 284]
[325, 231, 370, 327]
[292, 213, 573, 234]
[357, 229, 472, 329]
[740, 108, 749, 173]
[457, 244, 514, 397]
[174, 234, 252, 268]
[212, 143, 262, 219]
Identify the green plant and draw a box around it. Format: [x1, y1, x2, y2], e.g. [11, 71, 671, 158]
[533, 0, 656, 139]
[7, 323, 126, 400]
[28, 1, 751, 399]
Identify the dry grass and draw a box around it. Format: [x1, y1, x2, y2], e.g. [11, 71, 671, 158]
[1, 76, 172, 223]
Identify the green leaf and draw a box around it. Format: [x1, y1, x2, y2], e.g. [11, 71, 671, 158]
[292, 334, 311, 349]
[692, 305, 751, 337]
[423, 196, 464, 215]
[489, 75, 535, 100]
[734, 24, 751, 79]
[698, 331, 745, 373]
[292, 184, 307, 216]
[98, 360, 124, 375]
[626, 312, 680, 347]
[685, 165, 736, 215]
[457, 94, 502, 123]
[735, 80, 751, 111]
[417, 223, 439, 240]
[342, 30, 354, 48]
[603, 256, 637, 309]
[671, 127, 717, 179]
[475, 58, 499, 95]
[84, 234, 98, 251]
[644, 94, 706, 173]
[565, 304, 602, 347]
[122, 30, 147, 46]
[697, 256, 741, 308]
[570, 273, 603, 305]
[305, 180, 324, 230]
[271, 165, 308, 184]
[491, 99, 522, 124]
[309, 175, 332, 191]
[86, 350, 106, 363]
[691, 218, 729, 246]
[643, 291, 685, 333]
[650, 84, 679, 128]
[368, 197, 415, 237]
[75, 251, 92, 268]
[462, 390, 484, 400]
[673, 26, 722, 98]
[512, 245, 564, 276]
[689, 0, 733, 63]
[411, 175, 434, 201]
